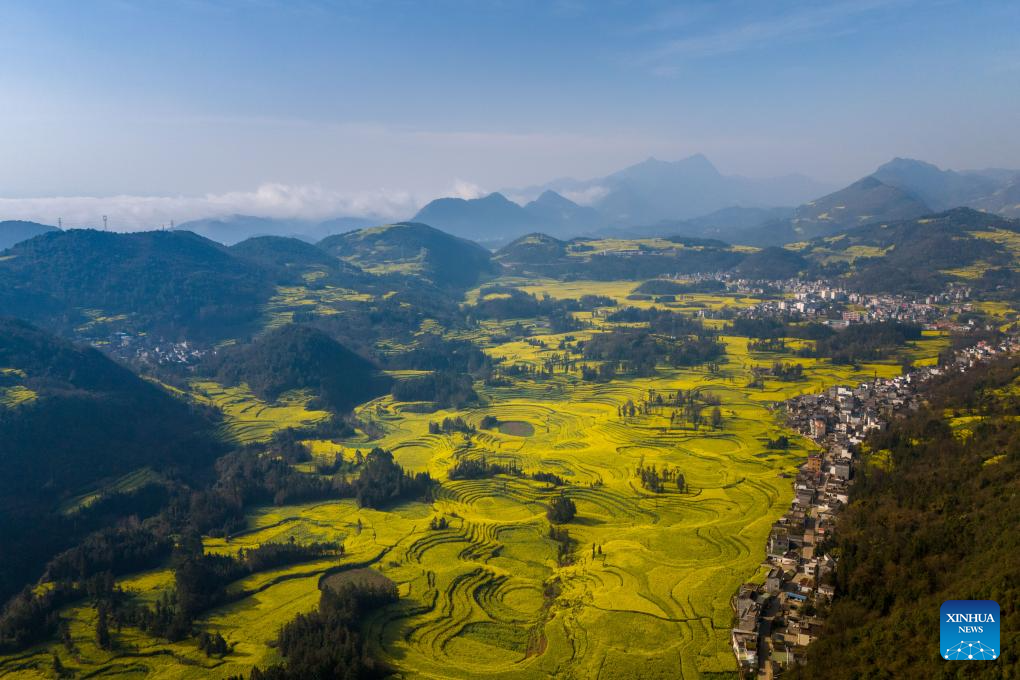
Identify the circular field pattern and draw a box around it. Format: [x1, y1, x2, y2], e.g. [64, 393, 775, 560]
[498, 420, 535, 437]
[0, 290, 938, 680]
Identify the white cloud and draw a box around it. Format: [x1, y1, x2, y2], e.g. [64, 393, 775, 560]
[448, 179, 487, 200]
[0, 183, 420, 230]
[561, 185, 609, 206]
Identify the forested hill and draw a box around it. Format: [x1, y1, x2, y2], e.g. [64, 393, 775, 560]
[318, 222, 496, 288]
[495, 233, 744, 280]
[799, 207, 1020, 294]
[203, 324, 391, 412]
[731, 246, 808, 279]
[0, 229, 273, 340]
[229, 235, 371, 287]
[0, 318, 226, 602]
[792, 357, 1020, 678]
[739, 176, 930, 246]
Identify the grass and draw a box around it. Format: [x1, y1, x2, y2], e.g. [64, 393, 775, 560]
[189, 380, 330, 443]
[262, 285, 373, 330]
[0, 292, 947, 679]
[467, 277, 762, 315]
[57, 467, 163, 515]
[0, 384, 37, 408]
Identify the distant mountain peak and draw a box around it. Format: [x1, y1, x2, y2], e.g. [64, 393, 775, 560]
[853, 175, 889, 189]
[478, 192, 517, 205]
[530, 190, 576, 207]
[872, 157, 1007, 211]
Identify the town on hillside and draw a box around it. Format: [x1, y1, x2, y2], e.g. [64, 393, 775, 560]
[730, 337, 1020, 677]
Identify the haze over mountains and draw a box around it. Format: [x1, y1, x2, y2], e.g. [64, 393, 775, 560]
[173, 214, 379, 246]
[2, 156, 1019, 253]
[414, 154, 833, 242]
[0, 221, 58, 251]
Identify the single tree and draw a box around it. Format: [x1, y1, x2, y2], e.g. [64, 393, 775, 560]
[547, 494, 577, 524]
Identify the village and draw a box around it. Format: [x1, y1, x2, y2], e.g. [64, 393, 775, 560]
[728, 279, 977, 330]
[731, 336, 1020, 677]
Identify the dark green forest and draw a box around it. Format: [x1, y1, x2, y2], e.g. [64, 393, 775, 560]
[204, 324, 391, 411]
[793, 358, 1020, 678]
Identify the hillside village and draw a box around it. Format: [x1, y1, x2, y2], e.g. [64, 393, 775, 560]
[731, 336, 1020, 677]
[725, 279, 976, 330]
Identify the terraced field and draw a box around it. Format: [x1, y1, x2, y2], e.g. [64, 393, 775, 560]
[0, 291, 940, 680]
[189, 380, 331, 443]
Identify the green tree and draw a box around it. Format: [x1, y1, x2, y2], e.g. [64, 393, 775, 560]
[546, 494, 577, 524]
[95, 605, 111, 650]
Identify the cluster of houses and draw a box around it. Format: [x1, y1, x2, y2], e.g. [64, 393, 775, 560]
[729, 280, 975, 329]
[89, 332, 208, 366]
[731, 336, 1020, 677]
[135, 339, 208, 366]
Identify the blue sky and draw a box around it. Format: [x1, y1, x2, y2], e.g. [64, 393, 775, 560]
[1, 0, 1018, 226]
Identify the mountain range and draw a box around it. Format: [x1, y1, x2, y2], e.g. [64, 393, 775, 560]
[173, 214, 378, 245]
[2, 156, 1018, 253]
[700, 158, 1020, 246]
[411, 190, 603, 243]
[413, 154, 832, 242]
[411, 155, 1020, 245]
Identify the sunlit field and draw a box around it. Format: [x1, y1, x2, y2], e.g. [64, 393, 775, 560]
[0, 291, 945, 680]
[190, 380, 331, 444]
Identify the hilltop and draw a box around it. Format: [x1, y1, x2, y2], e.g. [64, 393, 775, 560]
[413, 190, 604, 242]
[415, 155, 829, 242]
[176, 214, 378, 245]
[413, 192, 537, 241]
[524, 190, 605, 236]
[799, 207, 1020, 294]
[231, 235, 341, 270]
[0, 220, 59, 251]
[516, 154, 830, 228]
[204, 324, 390, 412]
[494, 232, 569, 265]
[872, 157, 1005, 211]
[0, 229, 273, 340]
[318, 222, 496, 288]
[973, 176, 1020, 219]
[229, 235, 370, 287]
[742, 176, 930, 245]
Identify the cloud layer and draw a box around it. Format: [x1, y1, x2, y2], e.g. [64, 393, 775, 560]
[0, 184, 421, 230]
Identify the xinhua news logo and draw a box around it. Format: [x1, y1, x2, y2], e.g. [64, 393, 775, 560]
[941, 600, 999, 661]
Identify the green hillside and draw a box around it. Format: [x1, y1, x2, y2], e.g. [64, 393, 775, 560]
[0, 229, 273, 340]
[744, 176, 930, 245]
[793, 357, 1020, 678]
[732, 246, 808, 279]
[230, 235, 371, 287]
[0, 318, 225, 602]
[798, 208, 1020, 294]
[204, 324, 391, 412]
[497, 234, 745, 279]
[319, 222, 496, 288]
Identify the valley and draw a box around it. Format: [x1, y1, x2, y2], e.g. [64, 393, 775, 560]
[4, 5, 1019, 676]
[0, 269, 959, 678]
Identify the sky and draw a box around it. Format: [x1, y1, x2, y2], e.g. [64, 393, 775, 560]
[1, 0, 1018, 228]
